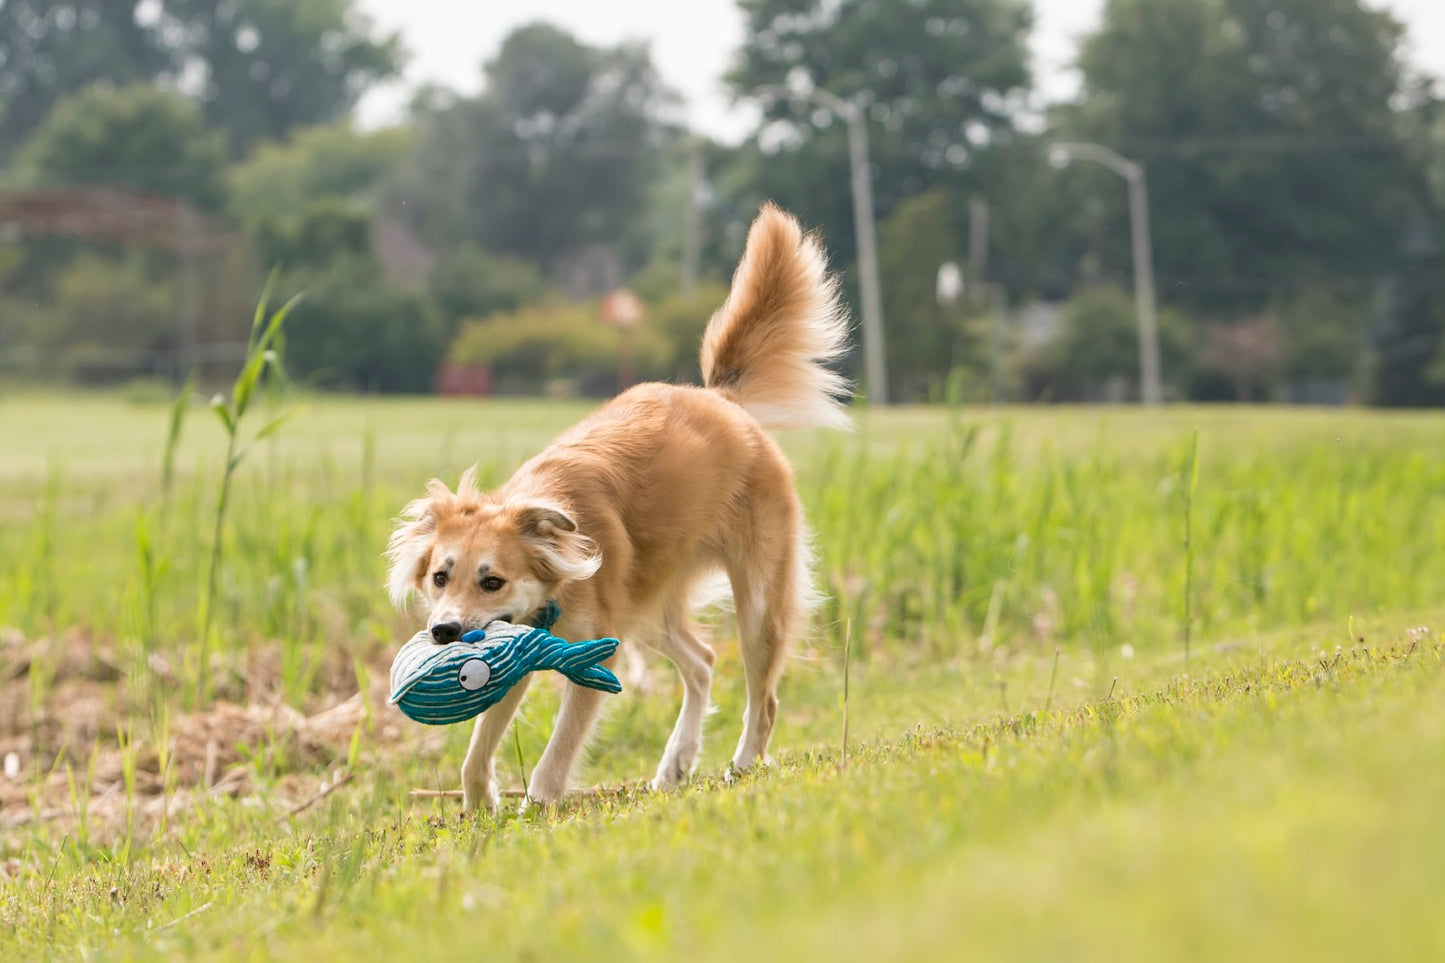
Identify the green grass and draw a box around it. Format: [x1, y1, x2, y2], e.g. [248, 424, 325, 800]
[0, 393, 1442, 960]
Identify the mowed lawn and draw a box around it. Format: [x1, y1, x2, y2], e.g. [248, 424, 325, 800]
[1, 393, 1443, 961]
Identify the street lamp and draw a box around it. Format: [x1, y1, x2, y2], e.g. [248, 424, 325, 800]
[754, 83, 888, 406]
[1049, 142, 1163, 406]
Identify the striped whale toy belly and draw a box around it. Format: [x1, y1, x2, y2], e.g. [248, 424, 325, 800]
[388, 616, 624, 727]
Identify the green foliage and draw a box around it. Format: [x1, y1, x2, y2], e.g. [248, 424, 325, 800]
[640, 282, 731, 383]
[254, 198, 373, 271]
[1065, 0, 1435, 312]
[0, 1, 169, 163]
[1269, 290, 1368, 382]
[228, 123, 411, 225]
[25, 253, 178, 380]
[195, 279, 301, 704]
[155, 0, 401, 156]
[427, 244, 551, 326]
[875, 190, 986, 400]
[284, 257, 448, 393]
[727, 0, 1033, 266]
[0, 2, 399, 163]
[15, 83, 228, 207]
[449, 299, 671, 393]
[1024, 286, 1193, 401]
[396, 23, 676, 270]
[1373, 254, 1445, 407]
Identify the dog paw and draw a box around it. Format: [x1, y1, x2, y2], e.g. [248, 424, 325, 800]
[524, 771, 568, 808]
[651, 741, 700, 791]
[649, 761, 690, 792]
[461, 781, 500, 814]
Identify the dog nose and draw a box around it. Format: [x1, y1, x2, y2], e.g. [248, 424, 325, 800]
[430, 621, 462, 645]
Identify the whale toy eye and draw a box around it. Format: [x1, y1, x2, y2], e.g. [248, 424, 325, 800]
[458, 659, 491, 691]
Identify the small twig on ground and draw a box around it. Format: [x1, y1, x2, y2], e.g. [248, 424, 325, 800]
[279, 771, 353, 821]
[408, 783, 638, 801]
[159, 900, 213, 931]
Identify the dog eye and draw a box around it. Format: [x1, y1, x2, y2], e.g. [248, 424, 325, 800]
[432, 571, 449, 588]
[480, 575, 505, 592]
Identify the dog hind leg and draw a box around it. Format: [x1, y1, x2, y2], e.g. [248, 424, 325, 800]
[727, 520, 808, 772]
[649, 599, 716, 790]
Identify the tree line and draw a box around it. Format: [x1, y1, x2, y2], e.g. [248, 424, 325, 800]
[1, 0, 1442, 404]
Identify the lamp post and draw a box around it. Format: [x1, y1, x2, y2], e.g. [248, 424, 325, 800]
[1048, 142, 1163, 405]
[755, 83, 887, 406]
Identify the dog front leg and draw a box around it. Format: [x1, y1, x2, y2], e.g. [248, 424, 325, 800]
[460, 674, 533, 813]
[526, 679, 611, 805]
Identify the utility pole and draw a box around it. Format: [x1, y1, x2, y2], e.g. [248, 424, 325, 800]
[1126, 167, 1161, 405]
[968, 196, 989, 291]
[841, 99, 888, 407]
[754, 84, 888, 405]
[967, 197, 1005, 402]
[1048, 142, 1163, 405]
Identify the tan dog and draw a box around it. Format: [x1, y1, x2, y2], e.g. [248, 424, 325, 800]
[385, 205, 850, 811]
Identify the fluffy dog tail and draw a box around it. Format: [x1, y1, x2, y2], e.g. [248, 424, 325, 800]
[700, 204, 852, 431]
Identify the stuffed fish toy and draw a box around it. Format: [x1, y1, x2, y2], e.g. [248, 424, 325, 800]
[389, 604, 621, 726]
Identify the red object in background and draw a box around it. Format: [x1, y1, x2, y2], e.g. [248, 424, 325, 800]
[599, 289, 645, 329]
[437, 363, 493, 397]
[599, 288, 646, 392]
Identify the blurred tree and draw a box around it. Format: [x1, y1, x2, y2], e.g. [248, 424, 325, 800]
[640, 282, 731, 383]
[284, 255, 447, 393]
[253, 197, 372, 270]
[1269, 290, 1368, 384]
[227, 122, 410, 225]
[875, 190, 981, 400]
[1063, 0, 1438, 314]
[156, 0, 402, 156]
[1374, 258, 1445, 407]
[726, 0, 1033, 267]
[428, 244, 550, 326]
[395, 23, 679, 272]
[33, 253, 178, 381]
[1023, 285, 1193, 401]
[0, 1, 169, 163]
[15, 84, 227, 208]
[1199, 317, 1283, 402]
[449, 298, 672, 395]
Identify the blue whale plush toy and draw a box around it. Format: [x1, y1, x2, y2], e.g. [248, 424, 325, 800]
[389, 604, 621, 726]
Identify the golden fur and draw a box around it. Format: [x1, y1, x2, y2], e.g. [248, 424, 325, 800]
[386, 204, 850, 810]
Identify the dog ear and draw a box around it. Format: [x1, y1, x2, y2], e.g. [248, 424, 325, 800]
[513, 502, 601, 583]
[385, 494, 440, 607]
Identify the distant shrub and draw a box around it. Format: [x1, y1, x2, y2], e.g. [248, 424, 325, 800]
[253, 198, 373, 272]
[1023, 285, 1193, 401]
[33, 253, 177, 382]
[643, 283, 730, 382]
[449, 299, 673, 395]
[285, 256, 448, 393]
[428, 244, 550, 327]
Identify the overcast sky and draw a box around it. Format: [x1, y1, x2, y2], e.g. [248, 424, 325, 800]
[355, 0, 1445, 142]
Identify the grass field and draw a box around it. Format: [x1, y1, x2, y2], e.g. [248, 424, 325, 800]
[1, 392, 1442, 960]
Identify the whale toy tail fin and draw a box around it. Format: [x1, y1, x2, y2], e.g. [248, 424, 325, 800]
[535, 636, 622, 693]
